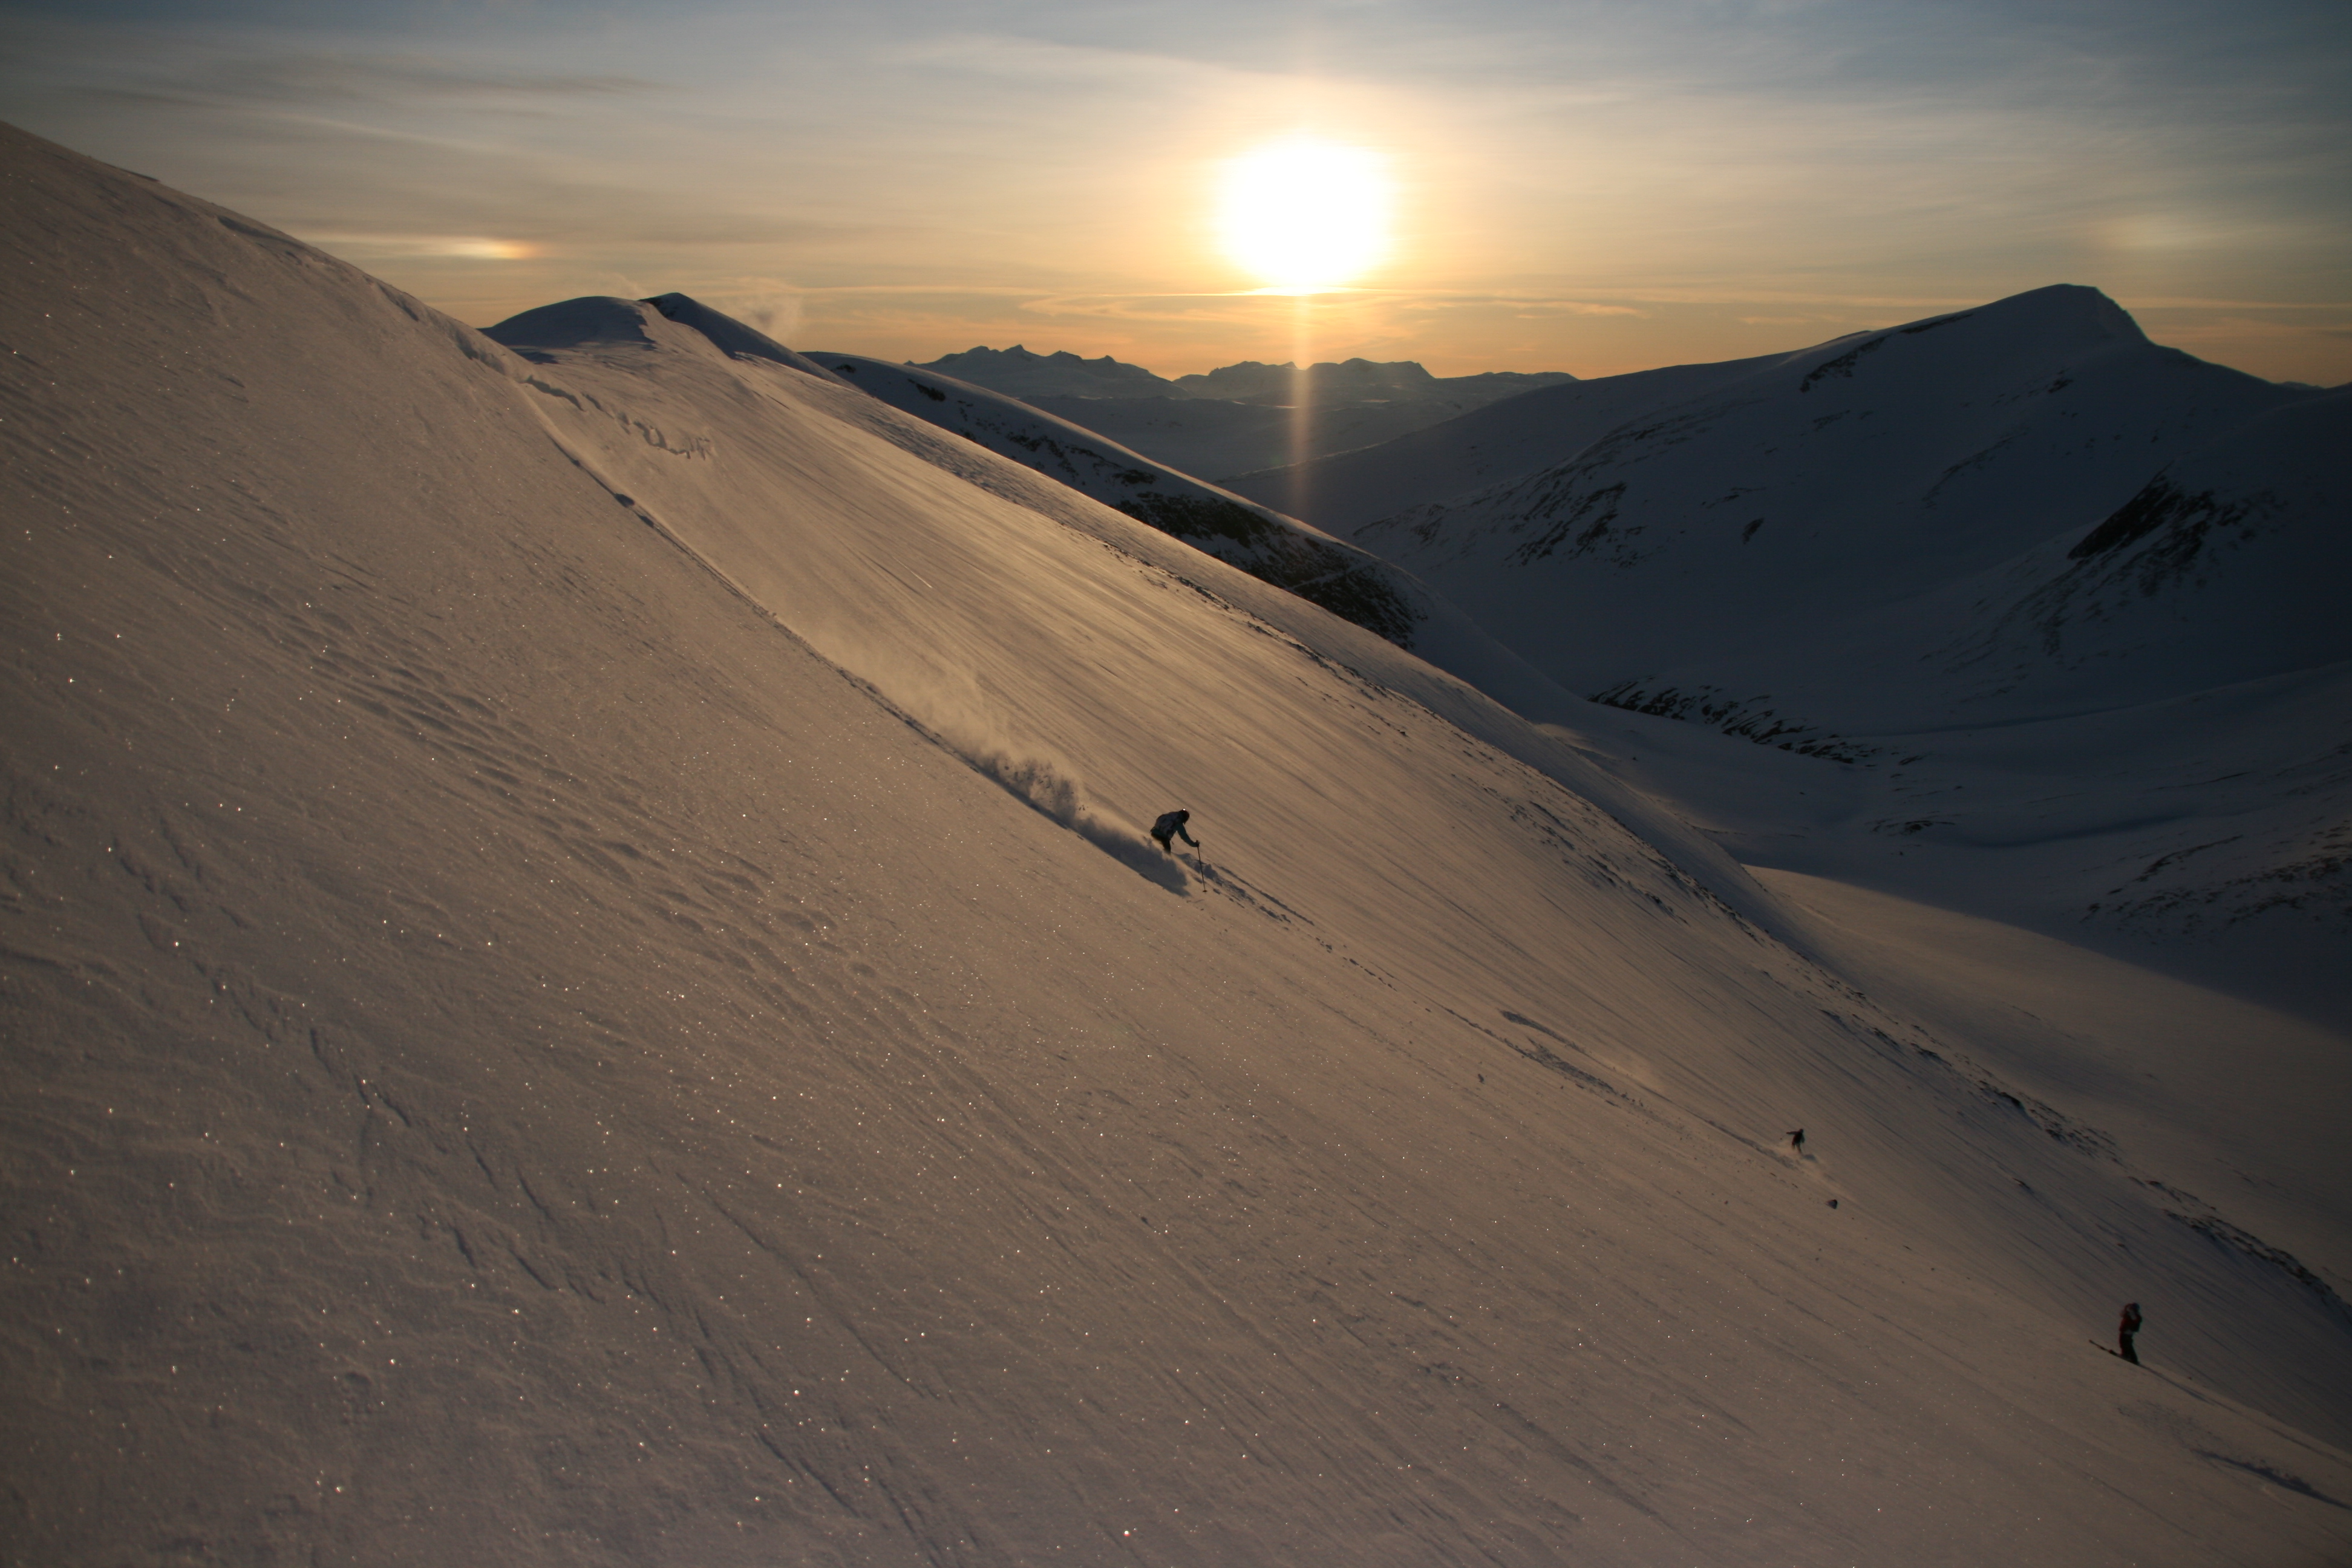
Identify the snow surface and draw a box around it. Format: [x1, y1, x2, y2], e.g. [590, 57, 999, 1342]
[5, 122, 2350, 1566]
[1348, 288, 2319, 724]
[1290, 289, 2350, 1022]
[766, 347, 1427, 648]
[1223, 354, 1792, 528]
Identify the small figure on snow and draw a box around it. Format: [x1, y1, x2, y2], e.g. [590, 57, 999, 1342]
[1787, 1128, 1805, 1155]
[1150, 809, 1198, 855]
[2117, 1301, 2143, 1364]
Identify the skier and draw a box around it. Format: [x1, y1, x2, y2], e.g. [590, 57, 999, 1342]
[2117, 1302, 2143, 1364]
[1787, 1128, 1805, 1155]
[1150, 809, 1198, 855]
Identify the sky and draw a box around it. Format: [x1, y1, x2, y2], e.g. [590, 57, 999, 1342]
[2, 0, 2347, 382]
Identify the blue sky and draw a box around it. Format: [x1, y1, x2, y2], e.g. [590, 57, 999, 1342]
[4, 0, 2345, 379]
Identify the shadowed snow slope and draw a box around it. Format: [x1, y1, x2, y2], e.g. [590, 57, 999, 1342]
[1224, 354, 1780, 529]
[1313, 288, 2347, 1011]
[1347, 287, 2319, 721]
[5, 123, 2351, 1567]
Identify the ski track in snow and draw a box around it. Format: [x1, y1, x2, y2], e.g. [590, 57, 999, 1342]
[2, 122, 2348, 1566]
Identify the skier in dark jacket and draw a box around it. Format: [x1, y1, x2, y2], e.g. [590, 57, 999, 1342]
[1151, 810, 1198, 854]
[2118, 1302, 2143, 1364]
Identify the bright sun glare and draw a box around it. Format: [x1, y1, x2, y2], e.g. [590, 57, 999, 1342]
[1218, 139, 1391, 295]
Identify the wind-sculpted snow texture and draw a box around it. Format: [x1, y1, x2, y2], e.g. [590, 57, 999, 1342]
[1334, 287, 2349, 993]
[7, 123, 2352, 1568]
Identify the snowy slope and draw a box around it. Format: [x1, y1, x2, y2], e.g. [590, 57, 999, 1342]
[780, 345, 1423, 649]
[1938, 386, 2352, 713]
[1354, 287, 2317, 721]
[1319, 289, 2346, 988]
[1013, 393, 1421, 485]
[1224, 353, 1790, 528]
[641, 290, 854, 384]
[7, 120, 2352, 1568]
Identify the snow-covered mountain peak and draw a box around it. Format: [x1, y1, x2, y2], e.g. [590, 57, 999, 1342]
[479, 293, 704, 357]
[1228, 286, 2195, 536]
[1765, 284, 2174, 418]
[1781, 283, 2143, 373]
[485, 292, 847, 383]
[1341, 286, 2316, 722]
[639, 291, 845, 380]
[1969, 281, 2150, 347]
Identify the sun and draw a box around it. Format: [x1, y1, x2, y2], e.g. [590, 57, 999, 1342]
[1218, 139, 1391, 295]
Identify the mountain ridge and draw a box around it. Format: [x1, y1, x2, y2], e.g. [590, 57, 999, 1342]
[910, 343, 1574, 407]
[876, 344, 1576, 480]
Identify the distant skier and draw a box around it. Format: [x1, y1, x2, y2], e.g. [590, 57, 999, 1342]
[1150, 809, 1198, 855]
[2117, 1301, 2143, 1364]
[1787, 1128, 1805, 1155]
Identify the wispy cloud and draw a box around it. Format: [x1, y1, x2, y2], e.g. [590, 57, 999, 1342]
[302, 232, 541, 260]
[131, 50, 662, 106]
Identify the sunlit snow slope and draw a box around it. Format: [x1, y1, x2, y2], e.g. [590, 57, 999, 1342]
[5, 124, 2351, 1567]
[756, 344, 1425, 648]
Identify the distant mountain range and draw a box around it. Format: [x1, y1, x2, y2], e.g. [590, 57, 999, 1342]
[908, 344, 1177, 400]
[912, 343, 1574, 407]
[810, 344, 1575, 480]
